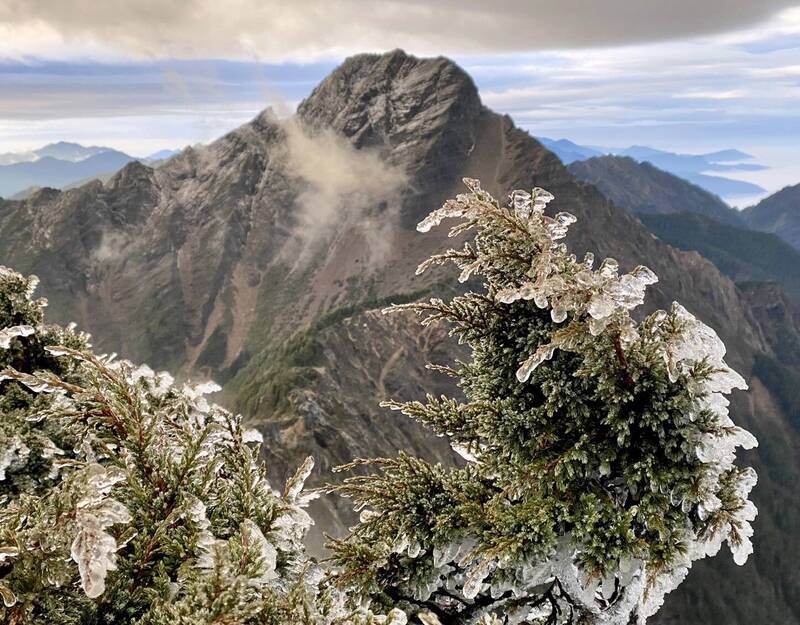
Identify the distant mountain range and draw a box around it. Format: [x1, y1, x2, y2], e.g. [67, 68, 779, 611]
[567, 155, 800, 301]
[0, 141, 114, 166]
[539, 137, 767, 199]
[567, 152, 800, 260]
[0, 142, 180, 198]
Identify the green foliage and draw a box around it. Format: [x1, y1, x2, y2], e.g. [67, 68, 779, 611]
[0, 172, 763, 625]
[328, 180, 758, 625]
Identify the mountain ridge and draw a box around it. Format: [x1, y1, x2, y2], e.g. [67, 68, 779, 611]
[567, 155, 745, 226]
[743, 184, 800, 250]
[0, 50, 797, 624]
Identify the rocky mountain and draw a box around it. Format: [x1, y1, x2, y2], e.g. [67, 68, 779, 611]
[568, 155, 744, 226]
[0, 50, 798, 624]
[742, 184, 800, 250]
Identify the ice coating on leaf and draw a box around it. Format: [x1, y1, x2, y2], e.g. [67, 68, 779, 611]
[417, 195, 473, 233]
[496, 284, 529, 304]
[129, 363, 155, 382]
[71, 508, 126, 598]
[510, 190, 532, 217]
[463, 560, 493, 599]
[241, 519, 278, 583]
[0, 582, 15, 607]
[0, 546, 19, 563]
[44, 345, 81, 358]
[516, 344, 557, 382]
[550, 306, 567, 323]
[458, 259, 482, 283]
[193, 380, 222, 395]
[544, 212, 577, 240]
[588, 293, 616, 320]
[69, 466, 132, 598]
[665, 303, 747, 392]
[0, 436, 30, 480]
[0, 324, 35, 349]
[272, 507, 314, 553]
[0, 368, 66, 395]
[418, 612, 442, 625]
[181, 380, 222, 413]
[599, 258, 619, 278]
[39, 438, 65, 460]
[284, 456, 315, 504]
[532, 187, 555, 213]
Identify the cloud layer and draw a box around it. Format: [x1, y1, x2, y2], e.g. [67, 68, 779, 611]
[0, 0, 796, 61]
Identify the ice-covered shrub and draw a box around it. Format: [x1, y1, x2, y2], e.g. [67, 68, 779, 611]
[0, 267, 402, 625]
[329, 179, 758, 624]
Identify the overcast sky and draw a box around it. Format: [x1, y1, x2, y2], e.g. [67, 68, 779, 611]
[0, 0, 798, 199]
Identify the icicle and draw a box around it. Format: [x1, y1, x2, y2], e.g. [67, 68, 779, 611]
[516, 344, 557, 382]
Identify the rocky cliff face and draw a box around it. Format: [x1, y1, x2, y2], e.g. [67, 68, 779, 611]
[0, 50, 798, 624]
[743, 184, 800, 250]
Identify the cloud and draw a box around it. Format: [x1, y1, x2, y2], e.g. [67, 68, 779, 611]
[0, 0, 796, 61]
[672, 90, 747, 100]
[278, 116, 406, 263]
[92, 231, 129, 263]
[749, 64, 800, 77]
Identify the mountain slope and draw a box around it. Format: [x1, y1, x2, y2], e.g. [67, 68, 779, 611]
[743, 184, 800, 250]
[0, 50, 798, 624]
[568, 155, 744, 226]
[565, 155, 800, 301]
[639, 212, 800, 302]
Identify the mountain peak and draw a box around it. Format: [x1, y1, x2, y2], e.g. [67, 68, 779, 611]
[107, 159, 152, 186]
[298, 49, 481, 135]
[297, 50, 483, 195]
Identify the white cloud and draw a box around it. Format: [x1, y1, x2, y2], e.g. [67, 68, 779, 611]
[749, 64, 800, 77]
[0, 0, 795, 61]
[673, 90, 747, 100]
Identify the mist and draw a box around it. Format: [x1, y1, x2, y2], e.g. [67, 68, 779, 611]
[278, 115, 406, 265]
